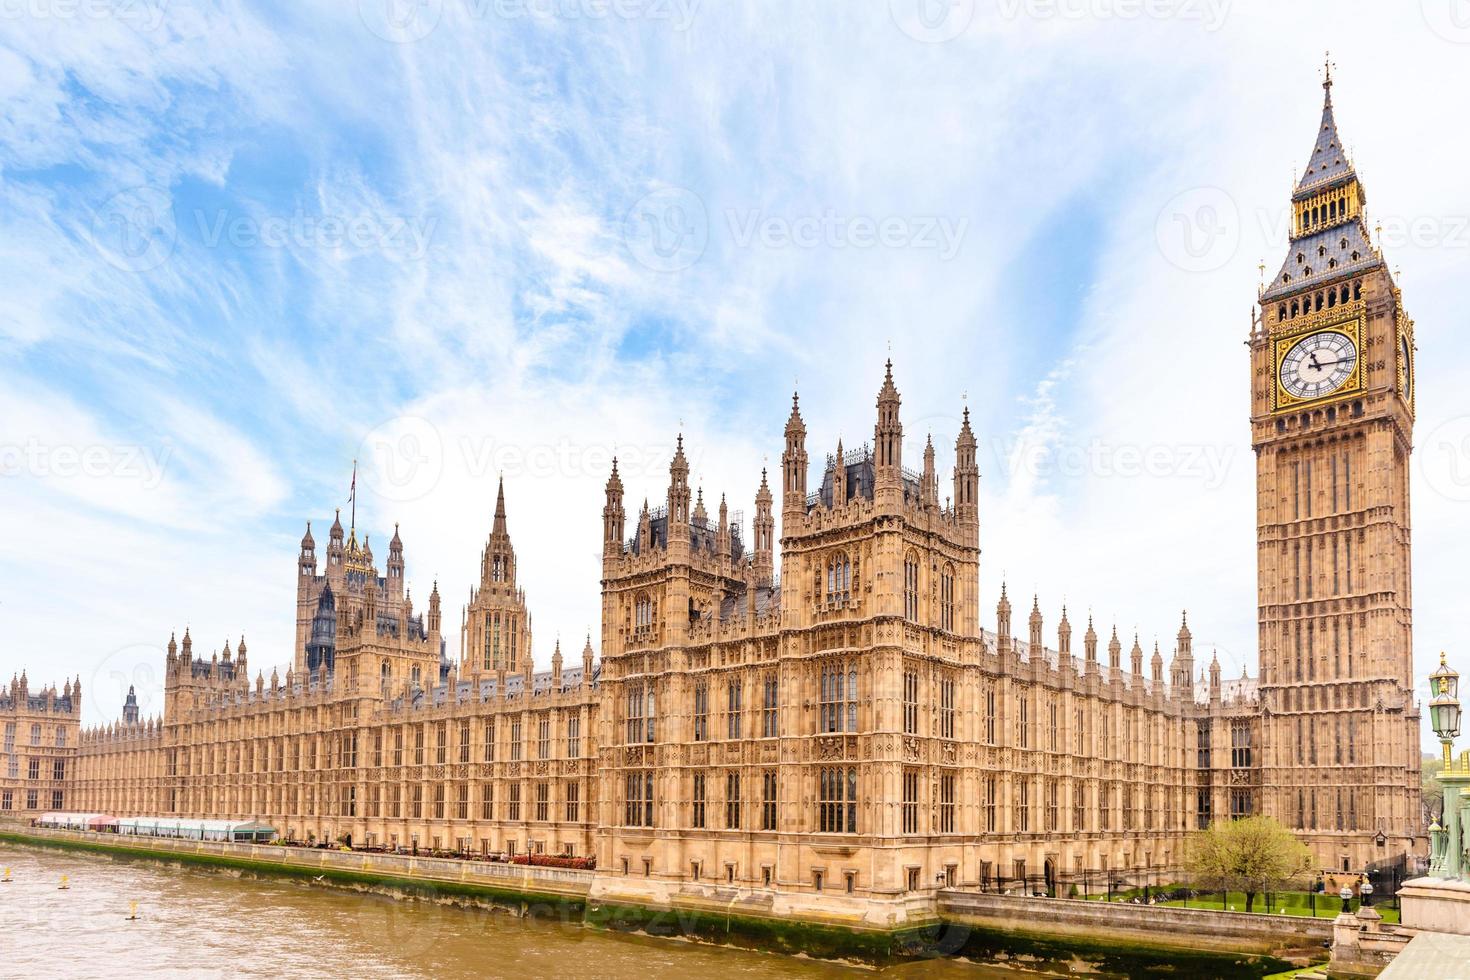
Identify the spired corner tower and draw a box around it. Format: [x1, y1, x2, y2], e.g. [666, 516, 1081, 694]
[1250, 65, 1421, 873]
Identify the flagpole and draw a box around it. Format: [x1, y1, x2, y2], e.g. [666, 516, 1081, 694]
[350, 459, 357, 534]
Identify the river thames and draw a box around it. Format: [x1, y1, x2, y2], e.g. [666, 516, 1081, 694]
[0, 845, 1027, 978]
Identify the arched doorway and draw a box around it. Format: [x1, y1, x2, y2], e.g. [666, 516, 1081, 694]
[1044, 858, 1057, 898]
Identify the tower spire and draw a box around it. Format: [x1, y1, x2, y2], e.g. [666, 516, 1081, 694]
[1260, 63, 1380, 305]
[493, 474, 508, 533]
[873, 358, 903, 498]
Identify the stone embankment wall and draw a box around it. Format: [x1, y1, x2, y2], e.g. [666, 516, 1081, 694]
[938, 889, 1333, 954]
[1, 824, 591, 903]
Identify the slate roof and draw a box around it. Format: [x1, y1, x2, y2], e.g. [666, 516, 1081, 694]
[717, 585, 780, 623]
[1261, 219, 1381, 303]
[1294, 85, 1355, 198]
[1259, 81, 1385, 304]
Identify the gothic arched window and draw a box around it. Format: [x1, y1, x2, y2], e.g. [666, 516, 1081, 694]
[825, 552, 851, 604]
[940, 563, 955, 631]
[903, 551, 919, 621]
[819, 662, 859, 733]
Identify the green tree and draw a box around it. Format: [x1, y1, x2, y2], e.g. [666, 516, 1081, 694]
[1424, 755, 1445, 827]
[1185, 816, 1313, 913]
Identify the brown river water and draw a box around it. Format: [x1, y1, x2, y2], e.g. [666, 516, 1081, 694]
[0, 844, 1030, 978]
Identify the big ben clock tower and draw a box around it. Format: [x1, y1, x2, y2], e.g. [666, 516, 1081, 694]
[1251, 64, 1421, 874]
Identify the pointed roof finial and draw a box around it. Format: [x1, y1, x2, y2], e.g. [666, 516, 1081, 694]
[1323, 50, 1334, 100]
[492, 475, 508, 535]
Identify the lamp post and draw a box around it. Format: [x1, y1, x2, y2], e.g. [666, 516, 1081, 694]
[1339, 885, 1353, 916]
[1429, 652, 1463, 880]
[1360, 878, 1373, 908]
[1429, 652, 1462, 768]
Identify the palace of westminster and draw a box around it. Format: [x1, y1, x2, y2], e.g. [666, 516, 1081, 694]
[2, 74, 1424, 912]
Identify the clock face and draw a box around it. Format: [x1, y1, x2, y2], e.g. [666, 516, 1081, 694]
[1401, 335, 1413, 401]
[1280, 331, 1358, 401]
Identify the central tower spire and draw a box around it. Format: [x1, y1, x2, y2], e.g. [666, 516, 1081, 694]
[873, 359, 903, 506]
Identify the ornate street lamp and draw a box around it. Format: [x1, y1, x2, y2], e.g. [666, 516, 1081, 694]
[1360, 878, 1374, 908]
[1429, 652, 1461, 768]
[1339, 884, 1353, 915]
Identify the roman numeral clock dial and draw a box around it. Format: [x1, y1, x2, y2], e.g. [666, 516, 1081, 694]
[1278, 330, 1358, 401]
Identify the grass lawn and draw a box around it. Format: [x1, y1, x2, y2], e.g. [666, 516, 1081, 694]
[1156, 890, 1399, 924]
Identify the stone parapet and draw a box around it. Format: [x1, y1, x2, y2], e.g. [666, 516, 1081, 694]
[1399, 875, 1470, 935]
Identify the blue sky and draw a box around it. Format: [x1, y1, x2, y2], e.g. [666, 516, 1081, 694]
[3, 2, 1470, 746]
